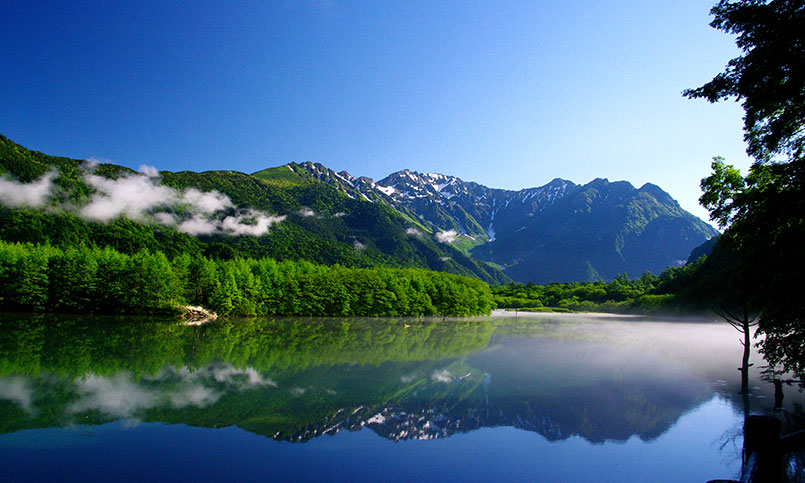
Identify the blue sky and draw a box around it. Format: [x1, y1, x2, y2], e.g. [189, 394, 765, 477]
[1, 1, 752, 222]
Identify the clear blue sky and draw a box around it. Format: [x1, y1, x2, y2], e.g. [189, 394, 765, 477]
[1, 0, 753, 222]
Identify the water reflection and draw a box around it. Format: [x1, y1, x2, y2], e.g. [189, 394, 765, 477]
[0, 313, 802, 460]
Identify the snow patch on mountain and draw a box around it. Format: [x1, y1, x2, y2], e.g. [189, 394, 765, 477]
[376, 185, 397, 196]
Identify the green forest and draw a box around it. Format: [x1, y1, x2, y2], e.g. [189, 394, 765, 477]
[0, 240, 493, 317]
[490, 250, 731, 315]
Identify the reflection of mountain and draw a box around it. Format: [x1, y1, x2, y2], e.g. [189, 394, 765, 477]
[0, 314, 767, 445]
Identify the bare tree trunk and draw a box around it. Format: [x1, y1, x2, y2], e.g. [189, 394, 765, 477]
[740, 318, 751, 394]
[719, 304, 756, 395]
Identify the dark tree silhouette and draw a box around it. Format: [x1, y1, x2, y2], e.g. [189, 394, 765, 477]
[686, 0, 805, 381]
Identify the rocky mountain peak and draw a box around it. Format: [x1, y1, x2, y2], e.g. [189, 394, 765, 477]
[282, 160, 717, 283]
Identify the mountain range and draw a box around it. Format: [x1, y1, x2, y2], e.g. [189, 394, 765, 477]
[0, 134, 717, 283]
[267, 161, 718, 282]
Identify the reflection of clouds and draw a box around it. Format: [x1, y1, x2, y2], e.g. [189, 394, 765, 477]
[432, 370, 453, 383]
[0, 364, 275, 419]
[210, 365, 277, 388]
[69, 373, 160, 418]
[149, 363, 277, 389]
[169, 384, 219, 408]
[66, 363, 275, 418]
[0, 376, 36, 414]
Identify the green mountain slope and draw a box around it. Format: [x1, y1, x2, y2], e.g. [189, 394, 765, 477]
[0, 134, 509, 284]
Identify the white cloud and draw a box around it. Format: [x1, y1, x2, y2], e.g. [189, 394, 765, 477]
[182, 188, 233, 214]
[220, 211, 286, 237]
[299, 207, 316, 217]
[435, 230, 458, 243]
[353, 239, 367, 250]
[0, 171, 57, 208]
[138, 164, 160, 177]
[2, 167, 285, 237]
[175, 210, 285, 237]
[405, 227, 422, 237]
[177, 214, 220, 235]
[81, 172, 178, 222]
[431, 370, 453, 383]
[80, 171, 283, 236]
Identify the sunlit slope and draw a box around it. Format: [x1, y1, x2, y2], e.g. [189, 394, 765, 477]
[0, 134, 509, 283]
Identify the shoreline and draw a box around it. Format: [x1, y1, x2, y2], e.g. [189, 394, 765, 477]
[490, 308, 720, 322]
[490, 309, 645, 318]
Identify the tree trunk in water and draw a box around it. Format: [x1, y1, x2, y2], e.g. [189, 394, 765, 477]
[740, 313, 751, 394]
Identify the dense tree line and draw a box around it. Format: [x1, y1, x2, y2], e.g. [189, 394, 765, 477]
[492, 264, 711, 314]
[0, 241, 494, 317]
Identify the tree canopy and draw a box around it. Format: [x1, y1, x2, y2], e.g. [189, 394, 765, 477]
[683, 0, 805, 162]
[687, 0, 805, 379]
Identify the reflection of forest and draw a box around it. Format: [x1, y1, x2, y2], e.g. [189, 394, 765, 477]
[0, 314, 801, 445]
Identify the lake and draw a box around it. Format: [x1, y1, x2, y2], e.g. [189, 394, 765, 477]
[0, 311, 802, 482]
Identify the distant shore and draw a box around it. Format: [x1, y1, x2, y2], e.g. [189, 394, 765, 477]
[490, 309, 644, 318]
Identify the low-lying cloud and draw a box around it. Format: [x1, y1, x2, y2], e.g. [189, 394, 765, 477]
[435, 230, 457, 244]
[81, 171, 180, 222]
[0, 167, 285, 237]
[0, 171, 58, 208]
[431, 369, 453, 383]
[175, 211, 285, 237]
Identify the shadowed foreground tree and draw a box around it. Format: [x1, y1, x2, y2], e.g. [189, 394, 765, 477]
[686, 0, 805, 381]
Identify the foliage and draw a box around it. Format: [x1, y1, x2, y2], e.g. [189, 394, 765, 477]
[683, 0, 805, 162]
[0, 241, 494, 317]
[491, 257, 748, 316]
[492, 272, 681, 315]
[686, 0, 805, 379]
[699, 157, 747, 228]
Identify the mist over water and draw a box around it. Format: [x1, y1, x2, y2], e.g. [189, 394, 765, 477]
[0, 313, 801, 482]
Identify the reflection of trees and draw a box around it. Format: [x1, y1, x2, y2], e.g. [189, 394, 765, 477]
[0, 314, 497, 376]
[0, 314, 731, 446]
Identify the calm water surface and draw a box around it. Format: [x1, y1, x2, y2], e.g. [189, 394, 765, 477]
[0, 312, 802, 482]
